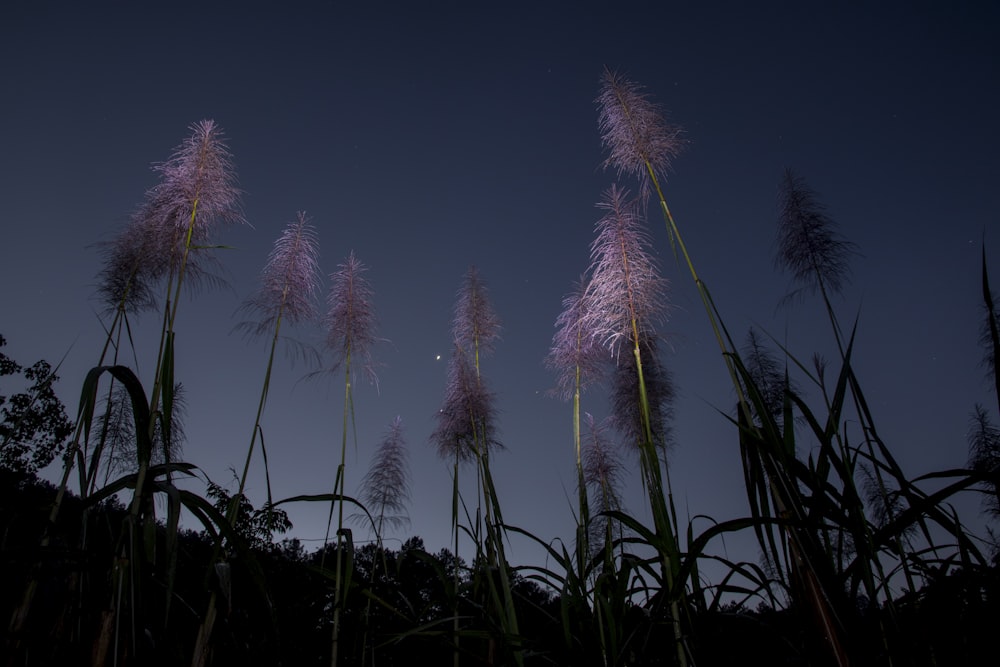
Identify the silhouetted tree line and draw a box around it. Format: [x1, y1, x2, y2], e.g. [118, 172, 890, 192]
[0, 464, 552, 665]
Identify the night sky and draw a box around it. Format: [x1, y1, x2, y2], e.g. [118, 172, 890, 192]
[2, 1, 998, 568]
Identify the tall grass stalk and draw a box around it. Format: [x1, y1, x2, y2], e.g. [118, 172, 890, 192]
[191, 212, 319, 666]
[8, 121, 242, 661]
[355, 415, 409, 666]
[123, 119, 240, 664]
[598, 69, 851, 664]
[583, 414, 626, 666]
[979, 247, 1000, 420]
[432, 267, 523, 666]
[968, 250, 1000, 516]
[546, 275, 609, 663]
[547, 275, 605, 571]
[450, 268, 513, 652]
[776, 168, 922, 656]
[452, 266, 501, 566]
[321, 251, 379, 667]
[432, 344, 481, 667]
[581, 183, 689, 665]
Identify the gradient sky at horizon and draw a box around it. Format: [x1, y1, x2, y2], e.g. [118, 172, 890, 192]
[2, 1, 998, 569]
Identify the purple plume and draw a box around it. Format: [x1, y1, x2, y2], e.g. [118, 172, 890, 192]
[95, 218, 161, 315]
[608, 334, 675, 454]
[431, 344, 501, 464]
[452, 265, 501, 359]
[238, 212, 321, 339]
[357, 415, 411, 534]
[583, 184, 669, 359]
[582, 413, 627, 548]
[776, 168, 858, 302]
[324, 251, 379, 385]
[150, 120, 243, 236]
[432, 266, 502, 462]
[545, 275, 606, 400]
[144, 120, 243, 275]
[597, 68, 685, 200]
[95, 120, 243, 313]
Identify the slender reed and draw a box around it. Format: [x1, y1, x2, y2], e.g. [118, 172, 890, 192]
[968, 405, 1000, 516]
[191, 211, 319, 666]
[581, 183, 688, 665]
[355, 415, 410, 666]
[233, 212, 320, 510]
[130, 119, 242, 515]
[597, 69, 851, 665]
[979, 247, 1000, 413]
[596, 68, 732, 389]
[546, 275, 606, 593]
[431, 266, 521, 666]
[445, 266, 503, 560]
[582, 413, 627, 561]
[776, 169, 913, 641]
[321, 251, 379, 667]
[969, 251, 1000, 514]
[121, 119, 241, 663]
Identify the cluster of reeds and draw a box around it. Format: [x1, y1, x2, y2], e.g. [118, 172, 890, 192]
[3, 69, 999, 667]
[524, 68, 1000, 667]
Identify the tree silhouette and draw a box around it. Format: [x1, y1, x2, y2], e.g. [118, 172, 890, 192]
[0, 334, 73, 475]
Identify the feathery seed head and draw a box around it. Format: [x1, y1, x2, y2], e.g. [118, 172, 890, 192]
[358, 415, 411, 534]
[597, 68, 684, 200]
[582, 413, 627, 549]
[97, 120, 243, 310]
[545, 275, 606, 400]
[967, 404, 1000, 515]
[583, 413, 624, 491]
[95, 218, 161, 315]
[453, 265, 501, 359]
[240, 212, 321, 339]
[609, 334, 675, 454]
[150, 119, 244, 241]
[584, 184, 670, 358]
[431, 344, 501, 464]
[776, 168, 858, 300]
[741, 327, 791, 424]
[324, 251, 379, 384]
[977, 274, 1000, 386]
[968, 403, 1000, 455]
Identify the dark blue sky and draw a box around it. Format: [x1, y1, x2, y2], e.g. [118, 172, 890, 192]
[2, 1, 998, 567]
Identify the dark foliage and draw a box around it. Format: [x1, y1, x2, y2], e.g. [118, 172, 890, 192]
[0, 335, 73, 475]
[206, 481, 292, 551]
[3, 469, 1000, 665]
